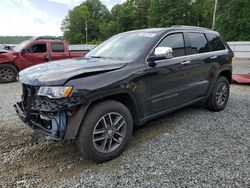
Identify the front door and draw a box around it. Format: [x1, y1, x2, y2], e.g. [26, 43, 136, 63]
[18, 42, 48, 69]
[144, 32, 188, 115]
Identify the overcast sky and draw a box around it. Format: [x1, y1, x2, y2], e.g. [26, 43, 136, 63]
[0, 0, 125, 36]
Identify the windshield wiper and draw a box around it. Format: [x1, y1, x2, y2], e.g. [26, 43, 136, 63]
[91, 55, 107, 59]
[91, 55, 113, 59]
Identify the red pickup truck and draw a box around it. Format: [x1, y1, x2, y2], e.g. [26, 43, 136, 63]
[0, 36, 88, 83]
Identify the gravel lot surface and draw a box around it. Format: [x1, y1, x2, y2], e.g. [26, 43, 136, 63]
[0, 60, 249, 187]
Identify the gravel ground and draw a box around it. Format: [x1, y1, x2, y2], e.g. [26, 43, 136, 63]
[0, 61, 249, 187]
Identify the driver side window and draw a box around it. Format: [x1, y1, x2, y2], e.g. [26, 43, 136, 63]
[27, 43, 47, 53]
[158, 33, 185, 57]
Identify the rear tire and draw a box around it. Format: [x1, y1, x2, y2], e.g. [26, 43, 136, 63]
[0, 64, 18, 83]
[206, 76, 230, 111]
[76, 100, 133, 163]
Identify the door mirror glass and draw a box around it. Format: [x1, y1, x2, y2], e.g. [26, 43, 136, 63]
[154, 47, 173, 58]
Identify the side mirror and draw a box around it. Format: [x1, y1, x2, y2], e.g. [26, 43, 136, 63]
[155, 47, 173, 58]
[148, 47, 173, 67]
[21, 49, 26, 54]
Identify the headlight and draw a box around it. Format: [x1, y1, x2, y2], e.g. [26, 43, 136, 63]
[38, 86, 73, 99]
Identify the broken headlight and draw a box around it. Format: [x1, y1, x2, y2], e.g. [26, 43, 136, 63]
[38, 86, 73, 99]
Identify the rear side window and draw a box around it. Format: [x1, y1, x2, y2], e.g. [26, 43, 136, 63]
[51, 42, 64, 52]
[27, 43, 47, 53]
[158, 33, 185, 57]
[187, 33, 209, 54]
[206, 33, 225, 51]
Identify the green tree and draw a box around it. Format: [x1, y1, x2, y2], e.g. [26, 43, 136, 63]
[61, 0, 111, 44]
[110, 0, 150, 32]
[149, 0, 195, 27]
[114, 1, 136, 31]
[61, 0, 250, 43]
[61, 4, 90, 44]
[191, 0, 213, 28]
[133, 0, 150, 29]
[85, 0, 111, 41]
[216, 0, 250, 41]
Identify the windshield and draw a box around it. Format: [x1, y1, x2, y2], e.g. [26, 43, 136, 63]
[13, 39, 32, 52]
[85, 32, 157, 61]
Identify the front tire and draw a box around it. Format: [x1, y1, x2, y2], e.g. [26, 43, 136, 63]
[206, 76, 230, 111]
[76, 100, 133, 163]
[0, 64, 18, 83]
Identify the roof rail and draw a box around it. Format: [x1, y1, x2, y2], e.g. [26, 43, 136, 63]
[171, 25, 211, 30]
[35, 36, 62, 40]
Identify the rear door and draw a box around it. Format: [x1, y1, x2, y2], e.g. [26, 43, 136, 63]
[177, 32, 212, 104]
[205, 33, 229, 64]
[50, 42, 67, 61]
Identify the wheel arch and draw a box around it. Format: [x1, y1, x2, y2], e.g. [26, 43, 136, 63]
[205, 68, 232, 101]
[64, 92, 141, 140]
[218, 69, 232, 84]
[88, 92, 140, 127]
[0, 62, 20, 71]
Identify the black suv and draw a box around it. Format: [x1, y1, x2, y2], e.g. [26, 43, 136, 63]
[15, 26, 233, 162]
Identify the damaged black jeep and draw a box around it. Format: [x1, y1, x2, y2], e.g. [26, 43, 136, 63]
[15, 26, 233, 162]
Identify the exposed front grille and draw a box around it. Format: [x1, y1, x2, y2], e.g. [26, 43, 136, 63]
[21, 84, 39, 114]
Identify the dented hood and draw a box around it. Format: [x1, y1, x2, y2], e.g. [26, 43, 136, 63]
[19, 57, 128, 86]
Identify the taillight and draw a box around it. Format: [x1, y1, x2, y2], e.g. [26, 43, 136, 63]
[231, 52, 235, 64]
[232, 52, 235, 58]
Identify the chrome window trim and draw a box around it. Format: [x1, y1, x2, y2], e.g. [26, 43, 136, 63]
[154, 49, 229, 64]
[145, 30, 229, 65]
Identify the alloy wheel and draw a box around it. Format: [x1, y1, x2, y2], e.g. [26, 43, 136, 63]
[215, 82, 228, 106]
[92, 112, 126, 153]
[0, 68, 14, 80]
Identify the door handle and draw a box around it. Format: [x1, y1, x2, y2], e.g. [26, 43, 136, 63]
[181, 61, 191, 65]
[210, 55, 218, 59]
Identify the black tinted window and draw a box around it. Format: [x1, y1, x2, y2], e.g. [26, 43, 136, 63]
[206, 33, 225, 51]
[27, 43, 47, 53]
[51, 42, 64, 52]
[187, 33, 209, 54]
[158, 33, 185, 57]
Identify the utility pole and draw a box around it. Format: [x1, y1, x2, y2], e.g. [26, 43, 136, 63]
[212, 0, 218, 30]
[85, 20, 88, 43]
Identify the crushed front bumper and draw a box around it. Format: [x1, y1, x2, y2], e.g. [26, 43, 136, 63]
[14, 88, 88, 141]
